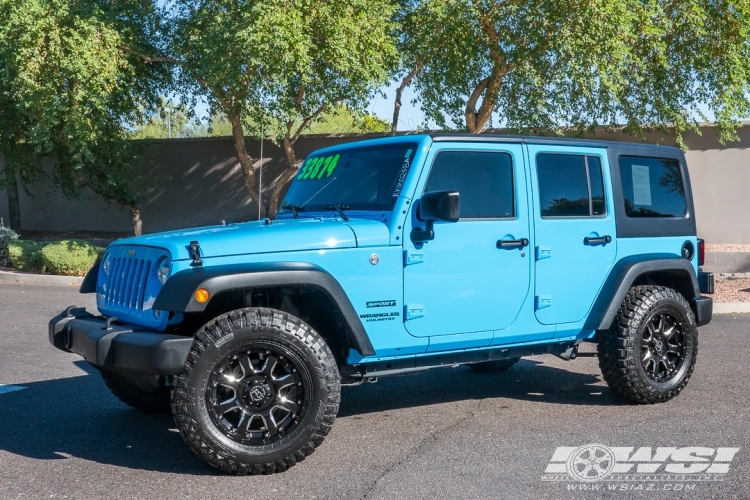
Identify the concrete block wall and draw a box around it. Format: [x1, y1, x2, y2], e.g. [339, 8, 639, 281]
[700, 251, 750, 274]
[2, 124, 750, 241]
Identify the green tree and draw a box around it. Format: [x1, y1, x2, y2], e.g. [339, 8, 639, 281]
[303, 104, 390, 134]
[402, 0, 750, 141]
[0, 0, 169, 235]
[167, 0, 398, 218]
[130, 98, 208, 139]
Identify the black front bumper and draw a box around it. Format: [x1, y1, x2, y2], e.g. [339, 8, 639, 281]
[49, 307, 193, 375]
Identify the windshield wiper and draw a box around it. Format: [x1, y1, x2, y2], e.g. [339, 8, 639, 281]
[280, 202, 306, 219]
[318, 204, 350, 222]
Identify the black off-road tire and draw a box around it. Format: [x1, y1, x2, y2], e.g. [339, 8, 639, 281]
[171, 308, 340, 475]
[468, 357, 521, 373]
[598, 285, 698, 404]
[101, 370, 171, 413]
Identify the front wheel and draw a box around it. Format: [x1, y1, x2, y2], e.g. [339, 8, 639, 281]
[598, 285, 698, 404]
[171, 308, 340, 475]
[101, 370, 171, 413]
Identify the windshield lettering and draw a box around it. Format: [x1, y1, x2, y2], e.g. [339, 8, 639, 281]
[280, 143, 417, 214]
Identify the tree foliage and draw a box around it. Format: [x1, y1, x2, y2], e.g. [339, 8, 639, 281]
[0, 0, 169, 234]
[401, 0, 750, 142]
[168, 0, 398, 217]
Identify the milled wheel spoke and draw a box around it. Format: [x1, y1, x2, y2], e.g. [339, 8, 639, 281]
[279, 398, 299, 414]
[260, 410, 279, 436]
[642, 349, 653, 362]
[273, 372, 300, 391]
[215, 396, 239, 415]
[237, 353, 255, 378]
[236, 413, 256, 436]
[260, 355, 279, 377]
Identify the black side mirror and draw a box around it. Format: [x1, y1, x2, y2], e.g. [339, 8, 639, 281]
[411, 191, 460, 243]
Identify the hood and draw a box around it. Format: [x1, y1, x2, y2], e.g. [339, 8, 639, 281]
[112, 217, 391, 260]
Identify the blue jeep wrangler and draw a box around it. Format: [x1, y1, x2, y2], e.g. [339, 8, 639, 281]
[49, 134, 714, 474]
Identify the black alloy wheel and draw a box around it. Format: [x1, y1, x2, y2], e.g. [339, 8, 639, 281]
[598, 285, 698, 404]
[172, 308, 340, 475]
[207, 346, 307, 445]
[639, 313, 686, 383]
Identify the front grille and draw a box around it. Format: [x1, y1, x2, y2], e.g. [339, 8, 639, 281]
[104, 256, 152, 310]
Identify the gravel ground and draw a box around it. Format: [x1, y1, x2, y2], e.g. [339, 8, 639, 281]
[706, 243, 750, 251]
[714, 278, 750, 303]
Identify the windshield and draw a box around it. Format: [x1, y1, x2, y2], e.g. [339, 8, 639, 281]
[279, 143, 417, 215]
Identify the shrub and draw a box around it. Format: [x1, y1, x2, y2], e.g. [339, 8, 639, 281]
[0, 219, 19, 267]
[8, 240, 44, 272]
[40, 240, 105, 276]
[8, 239, 104, 276]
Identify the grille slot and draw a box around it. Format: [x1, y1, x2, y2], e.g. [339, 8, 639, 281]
[104, 256, 151, 310]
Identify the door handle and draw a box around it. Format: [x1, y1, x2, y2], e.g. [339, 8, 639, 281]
[584, 235, 612, 245]
[496, 238, 529, 249]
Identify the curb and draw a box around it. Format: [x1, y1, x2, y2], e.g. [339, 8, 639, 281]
[0, 270, 82, 286]
[713, 303, 750, 314]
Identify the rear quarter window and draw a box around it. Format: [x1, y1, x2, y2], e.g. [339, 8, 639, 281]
[619, 156, 687, 218]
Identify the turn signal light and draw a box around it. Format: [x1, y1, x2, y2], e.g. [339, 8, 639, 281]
[195, 288, 210, 303]
[697, 238, 705, 266]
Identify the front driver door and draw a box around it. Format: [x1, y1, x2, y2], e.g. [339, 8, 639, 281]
[403, 143, 531, 341]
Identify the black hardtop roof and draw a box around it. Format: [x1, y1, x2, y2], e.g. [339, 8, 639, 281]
[429, 133, 683, 153]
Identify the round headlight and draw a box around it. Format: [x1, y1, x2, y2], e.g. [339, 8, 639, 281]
[102, 253, 111, 275]
[157, 259, 171, 285]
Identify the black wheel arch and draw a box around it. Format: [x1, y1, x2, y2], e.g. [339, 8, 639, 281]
[585, 254, 708, 331]
[153, 262, 375, 358]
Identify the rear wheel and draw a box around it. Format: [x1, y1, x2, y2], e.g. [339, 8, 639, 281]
[468, 357, 520, 373]
[598, 285, 698, 404]
[171, 308, 340, 475]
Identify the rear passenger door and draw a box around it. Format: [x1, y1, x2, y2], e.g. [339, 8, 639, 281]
[528, 146, 616, 325]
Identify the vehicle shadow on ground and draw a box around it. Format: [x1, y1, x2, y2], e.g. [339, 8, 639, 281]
[0, 359, 621, 474]
[0, 361, 213, 475]
[339, 358, 626, 418]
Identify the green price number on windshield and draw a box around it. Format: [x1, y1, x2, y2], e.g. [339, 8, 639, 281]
[297, 154, 340, 181]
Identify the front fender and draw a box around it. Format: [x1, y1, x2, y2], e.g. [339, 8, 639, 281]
[153, 262, 375, 356]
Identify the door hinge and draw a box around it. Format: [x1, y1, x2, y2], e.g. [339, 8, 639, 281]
[535, 245, 552, 260]
[535, 295, 552, 309]
[404, 249, 425, 266]
[405, 304, 425, 320]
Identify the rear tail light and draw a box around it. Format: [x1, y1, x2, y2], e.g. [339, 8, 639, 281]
[698, 238, 705, 266]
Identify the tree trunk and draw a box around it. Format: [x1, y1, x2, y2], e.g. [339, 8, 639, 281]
[391, 62, 423, 135]
[5, 169, 21, 232]
[128, 206, 143, 236]
[268, 133, 301, 220]
[228, 110, 265, 217]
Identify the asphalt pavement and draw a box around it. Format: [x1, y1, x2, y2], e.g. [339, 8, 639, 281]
[1, 281, 748, 499]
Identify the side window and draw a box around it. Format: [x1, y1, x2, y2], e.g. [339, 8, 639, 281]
[619, 156, 687, 218]
[537, 153, 606, 217]
[424, 151, 514, 219]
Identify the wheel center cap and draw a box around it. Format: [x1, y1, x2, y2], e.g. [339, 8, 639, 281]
[654, 340, 664, 355]
[243, 378, 273, 406]
[249, 386, 266, 402]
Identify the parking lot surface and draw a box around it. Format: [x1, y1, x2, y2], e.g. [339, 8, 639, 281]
[1, 281, 748, 499]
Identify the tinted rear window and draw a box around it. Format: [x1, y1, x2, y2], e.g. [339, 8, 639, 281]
[536, 154, 606, 217]
[619, 156, 687, 218]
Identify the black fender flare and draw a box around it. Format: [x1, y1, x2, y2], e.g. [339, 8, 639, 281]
[153, 262, 375, 356]
[79, 264, 99, 293]
[584, 254, 705, 331]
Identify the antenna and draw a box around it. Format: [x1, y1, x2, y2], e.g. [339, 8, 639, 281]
[258, 121, 264, 220]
